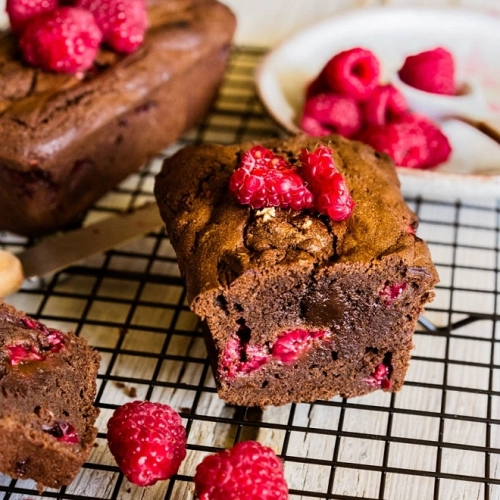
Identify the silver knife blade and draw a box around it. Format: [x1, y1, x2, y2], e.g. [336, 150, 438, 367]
[0, 203, 165, 297]
[19, 203, 164, 279]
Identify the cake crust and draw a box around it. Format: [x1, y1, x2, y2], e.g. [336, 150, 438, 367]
[155, 135, 439, 407]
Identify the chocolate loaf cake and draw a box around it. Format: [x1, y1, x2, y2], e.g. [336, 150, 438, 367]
[0, 301, 100, 489]
[0, 0, 235, 236]
[154, 135, 439, 407]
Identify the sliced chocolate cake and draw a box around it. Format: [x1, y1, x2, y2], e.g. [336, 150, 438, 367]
[0, 301, 100, 489]
[154, 134, 439, 407]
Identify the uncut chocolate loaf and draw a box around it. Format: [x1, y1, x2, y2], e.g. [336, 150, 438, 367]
[155, 135, 439, 407]
[0, 0, 235, 236]
[0, 301, 100, 489]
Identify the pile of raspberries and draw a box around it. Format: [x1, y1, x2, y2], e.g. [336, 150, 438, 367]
[300, 46, 454, 169]
[106, 400, 289, 499]
[6, 0, 148, 73]
[229, 144, 355, 221]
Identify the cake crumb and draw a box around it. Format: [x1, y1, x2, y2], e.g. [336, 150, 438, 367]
[114, 381, 137, 398]
[255, 207, 276, 222]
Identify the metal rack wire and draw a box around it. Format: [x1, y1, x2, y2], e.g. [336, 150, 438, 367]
[1, 46, 499, 500]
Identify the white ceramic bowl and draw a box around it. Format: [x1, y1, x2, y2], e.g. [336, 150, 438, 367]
[255, 7, 500, 200]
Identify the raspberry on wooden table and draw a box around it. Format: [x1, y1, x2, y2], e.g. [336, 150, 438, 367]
[106, 401, 187, 487]
[75, 0, 148, 53]
[398, 47, 456, 95]
[6, 0, 57, 34]
[324, 47, 380, 101]
[194, 441, 289, 500]
[19, 7, 102, 73]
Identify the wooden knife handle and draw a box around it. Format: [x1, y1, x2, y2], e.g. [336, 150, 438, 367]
[0, 250, 25, 297]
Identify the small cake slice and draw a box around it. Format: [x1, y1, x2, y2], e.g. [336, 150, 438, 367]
[0, 301, 100, 489]
[154, 135, 439, 407]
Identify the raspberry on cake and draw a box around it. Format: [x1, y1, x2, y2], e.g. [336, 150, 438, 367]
[0, 300, 100, 489]
[154, 135, 439, 407]
[19, 7, 103, 73]
[0, 0, 236, 236]
[6, 0, 58, 34]
[74, 0, 148, 54]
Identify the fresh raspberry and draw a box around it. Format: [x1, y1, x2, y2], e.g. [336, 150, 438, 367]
[42, 421, 79, 443]
[194, 441, 288, 500]
[229, 145, 314, 211]
[19, 7, 102, 73]
[107, 400, 187, 486]
[362, 84, 408, 126]
[357, 120, 429, 169]
[402, 114, 452, 168]
[300, 144, 338, 181]
[324, 47, 380, 101]
[300, 115, 333, 137]
[314, 174, 356, 221]
[398, 47, 456, 95]
[301, 93, 362, 138]
[379, 281, 407, 305]
[305, 65, 331, 98]
[364, 362, 392, 390]
[299, 145, 355, 221]
[6, 0, 58, 34]
[75, 0, 147, 54]
[237, 144, 288, 171]
[221, 326, 269, 379]
[272, 329, 330, 364]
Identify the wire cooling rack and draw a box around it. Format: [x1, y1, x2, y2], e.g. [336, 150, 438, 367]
[1, 46, 500, 500]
